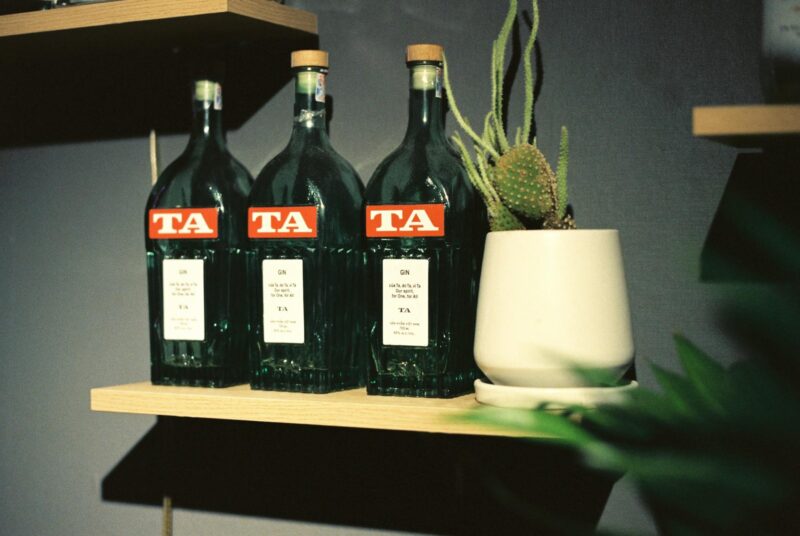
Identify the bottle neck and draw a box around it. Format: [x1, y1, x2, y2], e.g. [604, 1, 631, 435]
[188, 81, 226, 149]
[403, 62, 446, 144]
[290, 68, 329, 143]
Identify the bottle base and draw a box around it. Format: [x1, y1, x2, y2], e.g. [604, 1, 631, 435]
[250, 367, 362, 394]
[151, 364, 245, 388]
[367, 371, 479, 398]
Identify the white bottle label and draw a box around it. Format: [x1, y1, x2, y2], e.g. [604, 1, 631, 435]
[162, 259, 205, 341]
[382, 258, 429, 347]
[262, 259, 305, 344]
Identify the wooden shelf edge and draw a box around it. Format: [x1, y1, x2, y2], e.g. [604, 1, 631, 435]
[0, 0, 317, 39]
[90, 382, 550, 439]
[693, 104, 800, 145]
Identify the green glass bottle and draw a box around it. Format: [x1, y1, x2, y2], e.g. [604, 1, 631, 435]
[145, 79, 253, 387]
[247, 50, 365, 393]
[365, 44, 485, 398]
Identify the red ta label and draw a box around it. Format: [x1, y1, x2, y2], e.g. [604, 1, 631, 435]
[248, 206, 318, 238]
[149, 208, 219, 239]
[366, 204, 445, 237]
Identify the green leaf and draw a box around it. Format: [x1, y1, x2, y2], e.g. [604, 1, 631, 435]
[649, 361, 713, 418]
[727, 359, 800, 437]
[624, 385, 692, 426]
[618, 450, 791, 529]
[726, 193, 800, 275]
[581, 406, 654, 442]
[459, 407, 596, 445]
[566, 365, 623, 387]
[673, 333, 728, 414]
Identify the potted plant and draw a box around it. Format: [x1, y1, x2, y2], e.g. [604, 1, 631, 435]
[463, 268, 800, 533]
[444, 0, 635, 405]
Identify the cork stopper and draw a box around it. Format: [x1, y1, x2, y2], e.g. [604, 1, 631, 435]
[291, 50, 329, 68]
[406, 44, 444, 63]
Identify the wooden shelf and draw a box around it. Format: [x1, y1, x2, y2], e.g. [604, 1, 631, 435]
[91, 382, 548, 438]
[693, 104, 800, 147]
[0, 0, 318, 146]
[0, 0, 316, 41]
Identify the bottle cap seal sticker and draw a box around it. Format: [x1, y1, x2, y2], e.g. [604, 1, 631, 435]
[297, 71, 327, 97]
[412, 65, 439, 91]
[194, 80, 222, 110]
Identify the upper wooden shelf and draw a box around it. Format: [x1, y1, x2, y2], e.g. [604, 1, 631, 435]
[693, 104, 800, 147]
[0, 0, 318, 146]
[91, 382, 548, 438]
[0, 0, 316, 47]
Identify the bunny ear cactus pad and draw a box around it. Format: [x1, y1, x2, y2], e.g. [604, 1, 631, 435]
[443, 0, 576, 231]
[491, 143, 556, 221]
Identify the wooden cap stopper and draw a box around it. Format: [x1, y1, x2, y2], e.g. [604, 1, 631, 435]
[291, 50, 329, 68]
[406, 44, 443, 62]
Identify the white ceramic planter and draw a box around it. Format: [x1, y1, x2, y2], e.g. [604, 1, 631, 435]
[474, 230, 634, 388]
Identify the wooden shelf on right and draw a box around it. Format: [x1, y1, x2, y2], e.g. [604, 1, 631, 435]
[692, 104, 800, 147]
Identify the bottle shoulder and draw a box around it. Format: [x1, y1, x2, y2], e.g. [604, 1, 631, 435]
[365, 140, 474, 205]
[147, 147, 252, 210]
[250, 142, 363, 207]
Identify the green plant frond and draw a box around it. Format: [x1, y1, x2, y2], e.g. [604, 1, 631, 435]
[459, 406, 598, 445]
[727, 359, 800, 435]
[565, 365, 622, 387]
[615, 451, 791, 509]
[650, 361, 721, 418]
[556, 126, 569, 216]
[521, 0, 539, 143]
[493, 0, 516, 151]
[443, 53, 500, 160]
[581, 409, 653, 442]
[625, 387, 692, 426]
[514, 126, 522, 146]
[673, 333, 729, 411]
[727, 194, 800, 275]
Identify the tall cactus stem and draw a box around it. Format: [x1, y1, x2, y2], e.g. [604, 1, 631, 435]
[521, 0, 539, 144]
[493, 0, 516, 152]
[556, 126, 569, 217]
[443, 53, 500, 160]
[452, 133, 495, 206]
[483, 111, 497, 151]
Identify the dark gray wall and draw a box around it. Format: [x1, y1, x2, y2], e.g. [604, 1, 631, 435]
[0, 1, 761, 534]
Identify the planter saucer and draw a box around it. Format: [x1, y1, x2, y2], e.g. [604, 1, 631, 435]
[474, 378, 638, 409]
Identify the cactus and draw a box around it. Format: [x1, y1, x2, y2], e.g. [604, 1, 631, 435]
[443, 0, 575, 231]
[492, 144, 555, 220]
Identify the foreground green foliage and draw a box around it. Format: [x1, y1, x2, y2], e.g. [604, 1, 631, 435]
[467, 321, 800, 534]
